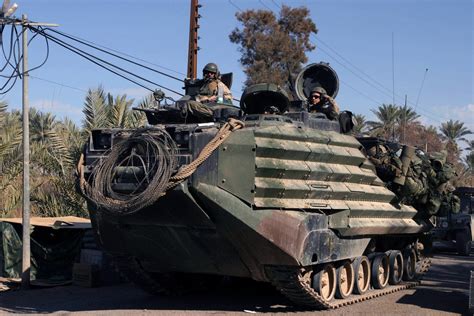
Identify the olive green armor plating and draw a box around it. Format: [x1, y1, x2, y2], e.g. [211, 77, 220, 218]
[80, 63, 434, 308]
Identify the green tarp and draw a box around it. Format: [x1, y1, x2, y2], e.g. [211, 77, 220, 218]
[0, 221, 85, 282]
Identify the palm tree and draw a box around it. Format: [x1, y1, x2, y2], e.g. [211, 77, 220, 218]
[397, 105, 420, 143]
[82, 86, 147, 134]
[367, 104, 400, 140]
[439, 120, 472, 153]
[29, 108, 73, 176]
[82, 86, 108, 135]
[129, 94, 153, 128]
[57, 118, 85, 165]
[107, 93, 134, 128]
[464, 139, 474, 152]
[0, 102, 23, 217]
[352, 114, 368, 135]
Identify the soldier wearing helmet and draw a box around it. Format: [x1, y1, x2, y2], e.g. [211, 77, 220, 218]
[178, 63, 233, 122]
[197, 63, 232, 103]
[307, 86, 340, 120]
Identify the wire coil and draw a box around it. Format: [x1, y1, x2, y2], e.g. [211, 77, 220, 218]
[85, 128, 178, 215]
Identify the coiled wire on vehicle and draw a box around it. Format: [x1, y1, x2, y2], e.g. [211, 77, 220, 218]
[78, 119, 245, 215]
[84, 128, 178, 215]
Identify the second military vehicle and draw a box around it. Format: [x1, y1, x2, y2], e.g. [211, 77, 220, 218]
[433, 187, 473, 255]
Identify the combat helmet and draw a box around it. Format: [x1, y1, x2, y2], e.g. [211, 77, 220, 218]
[310, 86, 327, 96]
[368, 144, 388, 157]
[203, 62, 219, 74]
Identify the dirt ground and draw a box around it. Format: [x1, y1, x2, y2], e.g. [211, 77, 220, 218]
[0, 250, 472, 315]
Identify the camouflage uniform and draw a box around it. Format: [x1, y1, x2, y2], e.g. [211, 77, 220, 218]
[179, 63, 233, 122]
[367, 144, 403, 183]
[307, 87, 340, 121]
[366, 144, 459, 218]
[195, 79, 232, 104]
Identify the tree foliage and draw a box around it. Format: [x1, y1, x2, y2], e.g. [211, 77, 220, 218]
[229, 5, 317, 94]
[82, 86, 146, 136]
[0, 87, 151, 218]
[353, 114, 368, 135]
[367, 104, 401, 140]
[440, 119, 472, 154]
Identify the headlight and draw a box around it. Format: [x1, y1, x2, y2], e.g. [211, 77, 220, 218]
[91, 130, 112, 150]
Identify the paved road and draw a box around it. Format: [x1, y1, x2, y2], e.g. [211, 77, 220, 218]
[1, 251, 472, 315]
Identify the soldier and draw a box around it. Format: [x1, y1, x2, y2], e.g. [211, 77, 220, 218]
[179, 63, 233, 122]
[197, 63, 232, 103]
[367, 143, 403, 183]
[307, 86, 340, 121]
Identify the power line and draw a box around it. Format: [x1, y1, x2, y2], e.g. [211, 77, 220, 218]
[30, 75, 87, 93]
[228, 0, 243, 12]
[228, 1, 444, 123]
[44, 28, 184, 82]
[312, 35, 442, 121]
[45, 29, 185, 77]
[30, 26, 183, 97]
[339, 78, 385, 106]
[270, 0, 282, 9]
[314, 35, 393, 96]
[314, 42, 395, 101]
[258, 0, 273, 10]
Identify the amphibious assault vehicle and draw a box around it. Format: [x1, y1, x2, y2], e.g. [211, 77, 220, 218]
[78, 63, 435, 309]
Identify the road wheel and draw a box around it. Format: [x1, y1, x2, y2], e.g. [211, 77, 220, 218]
[371, 253, 389, 289]
[335, 260, 355, 299]
[456, 229, 472, 256]
[402, 248, 416, 281]
[312, 264, 336, 302]
[387, 250, 404, 285]
[352, 256, 370, 294]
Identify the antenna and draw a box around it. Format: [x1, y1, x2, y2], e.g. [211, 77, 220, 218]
[415, 68, 429, 110]
[391, 32, 395, 105]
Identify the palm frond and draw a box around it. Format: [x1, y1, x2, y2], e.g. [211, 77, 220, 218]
[82, 86, 108, 135]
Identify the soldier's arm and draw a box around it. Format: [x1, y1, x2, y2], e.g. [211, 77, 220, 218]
[196, 95, 209, 103]
[325, 95, 340, 113]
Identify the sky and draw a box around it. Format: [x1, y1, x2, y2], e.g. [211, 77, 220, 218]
[1, 0, 473, 139]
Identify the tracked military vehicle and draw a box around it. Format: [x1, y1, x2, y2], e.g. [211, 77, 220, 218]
[433, 187, 473, 255]
[78, 63, 436, 309]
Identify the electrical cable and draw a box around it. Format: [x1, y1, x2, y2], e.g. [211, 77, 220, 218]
[312, 35, 442, 122]
[314, 35, 394, 96]
[0, 18, 185, 99]
[43, 28, 184, 83]
[30, 26, 184, 97]
[43, 28, 186, 77]
[0, 23, 50, 95]
[228, 1, 442, 123]
[270, 0, 282, 9]
[228, 0, 243, 12]
[30, 75, 87, 93]
[258, 0, 273, 10]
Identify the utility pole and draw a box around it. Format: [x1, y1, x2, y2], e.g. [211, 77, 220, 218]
[0, 3, 58, 288]
[187, 0, 200, 79]
[20, 17, 57, 290]
[21, 13, 30, 289]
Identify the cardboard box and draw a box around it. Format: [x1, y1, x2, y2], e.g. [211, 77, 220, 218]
[80, 249, 103, 267]
[72, 263, 99, 287]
